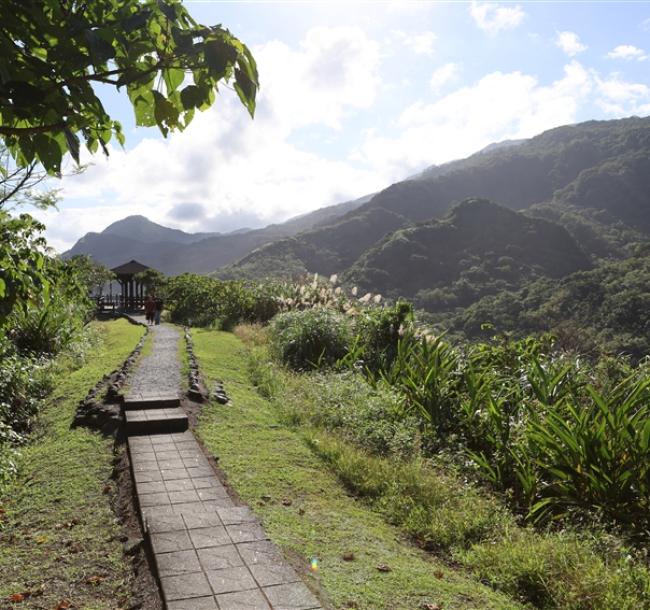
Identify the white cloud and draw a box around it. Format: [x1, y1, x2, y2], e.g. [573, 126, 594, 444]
[353, 61, 592, 178]
[470, 1, 525, 34]
[595, 73, 650, 116]
[606, 44, 648, 61]
[404, 31, 436, 56]
[430, 63, 459, 92]
[555, 31, 587, 56]
[44, 26, 385, 251]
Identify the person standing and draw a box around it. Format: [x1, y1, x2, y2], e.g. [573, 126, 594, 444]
[154, 296, 163, 325]
[144, 294, 155, 325]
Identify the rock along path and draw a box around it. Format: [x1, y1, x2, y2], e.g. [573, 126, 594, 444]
[125, 322, 323, 610]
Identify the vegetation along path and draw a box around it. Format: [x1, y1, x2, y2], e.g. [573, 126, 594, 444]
[125, 321, 324, 610]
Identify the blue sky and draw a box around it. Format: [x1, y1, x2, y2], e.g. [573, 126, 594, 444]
[41, 1, 650, 251]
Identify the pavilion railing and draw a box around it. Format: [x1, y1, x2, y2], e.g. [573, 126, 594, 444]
[96, 295, 146, 312]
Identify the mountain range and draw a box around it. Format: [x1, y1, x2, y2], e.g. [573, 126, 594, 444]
[63, 194, 370, 274]
[67, 116, 650, 333]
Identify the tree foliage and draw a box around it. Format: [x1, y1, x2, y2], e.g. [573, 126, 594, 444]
[0, 0, 258, 173]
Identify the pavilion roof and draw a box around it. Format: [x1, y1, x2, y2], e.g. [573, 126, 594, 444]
[111, 259, 150, 276]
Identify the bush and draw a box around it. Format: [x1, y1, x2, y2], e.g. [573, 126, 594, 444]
[353, 299, 414, 372]
[278, 370, 419, 458]
[461, 528, 650, 610]
[269, 309, 351, 370]
[307, 432, 510, 551]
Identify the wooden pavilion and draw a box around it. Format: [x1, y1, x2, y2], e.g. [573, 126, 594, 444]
[109, 259, 151, 311]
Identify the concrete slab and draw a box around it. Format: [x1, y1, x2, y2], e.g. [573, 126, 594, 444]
[263, 582, 322, 610]
[206, 565, 257, 595]
[216, 588, 272, 610]
[160, 571, 212, 602]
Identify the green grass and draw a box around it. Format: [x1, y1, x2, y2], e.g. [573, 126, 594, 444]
[192, 328, 524, 610]
[0, 319, 145, 610]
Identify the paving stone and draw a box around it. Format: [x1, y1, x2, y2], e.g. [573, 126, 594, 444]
[145, 513, 186, 533]
[130, 447, 156, 458]
[160, 571, 212, 602]
[249, 563, 300, 588]
[179, 449, 204, 459]
[237, 540, 283, 566]
[189, 526, 231, 549]
[206, 565, 257, 595]
[161, 468, 189, 481]
[142, 505, 175, 519]
[218, 507, 258, 525]
[134, 469, 163, 483]
[136, 480, 167, 495]
[187, 466, 213, 478]
[182, 511, 223, 530]
[196, 487, 229, 501]
[197, 545, 244, 570]
[156, 549, 202, 577]
[216, 588, 271, 610]
[166, 596, 218, 610]
[155, 449, 182, 460]
[193, 477, 222, 489]
[175, 440, 200, 450]
[171, 431, 195, 441]
[263, 582, 321, 610]
[169, 490, 200, 504]
[139, 492, 171, 507]
[132, 460, 160, 473]
[165, 478, 196, 492]
[151, 530, 193, 553]
[158, 459, 187, 469]
[173, 501, 209, 514]
[226, 523, 268, 544]
[202, 498, 236, 510]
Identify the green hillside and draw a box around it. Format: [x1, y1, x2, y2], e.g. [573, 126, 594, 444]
[345, 198, 591, 306]
[221, 116, 650, 288]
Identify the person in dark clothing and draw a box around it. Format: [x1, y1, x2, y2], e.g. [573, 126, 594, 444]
[154, 297, 163, 325]
[144, 294, 155, 325]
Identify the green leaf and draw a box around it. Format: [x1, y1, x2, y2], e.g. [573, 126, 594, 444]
[204, 38, 238, 77]
[33, 134, 62, 174]
[64, 128, 80, 164]
[163, 67, 185, 94]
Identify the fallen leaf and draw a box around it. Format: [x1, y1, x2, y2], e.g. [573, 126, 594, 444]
[8, 592, 25, 602]
[55, 599, 72, 609]
[376, 564, 392, 572]
[342, 552, 355, 561]
[420, 604, 441, 610]
[281, 498, 292, 506]
[86, 575, 104, 585]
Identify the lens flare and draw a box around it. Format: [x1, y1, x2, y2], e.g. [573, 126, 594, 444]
[310, 557, 319, 572]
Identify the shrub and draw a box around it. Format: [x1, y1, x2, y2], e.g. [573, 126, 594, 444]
[307, 432, 510, 551]
[461, 528, 650, 610]
[279, 370, 419, 458]
[269, 309, 351, 370]
[353, 300, 414, 372]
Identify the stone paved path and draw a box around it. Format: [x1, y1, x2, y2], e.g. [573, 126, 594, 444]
[126, 323, 323, 610]
[128, 322, 181, 396]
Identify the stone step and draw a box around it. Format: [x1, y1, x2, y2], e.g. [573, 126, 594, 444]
[123, 392, 180, 410]
[125, 408, 188, 435]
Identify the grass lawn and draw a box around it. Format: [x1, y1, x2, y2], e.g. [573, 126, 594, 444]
[192, 328, 523, 610]
[0, 319, 145, 610]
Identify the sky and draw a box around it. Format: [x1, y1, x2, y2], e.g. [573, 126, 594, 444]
[37, 0, 650, 252]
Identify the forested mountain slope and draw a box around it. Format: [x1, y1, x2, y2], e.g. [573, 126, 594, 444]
[221, 116, 650, 284]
